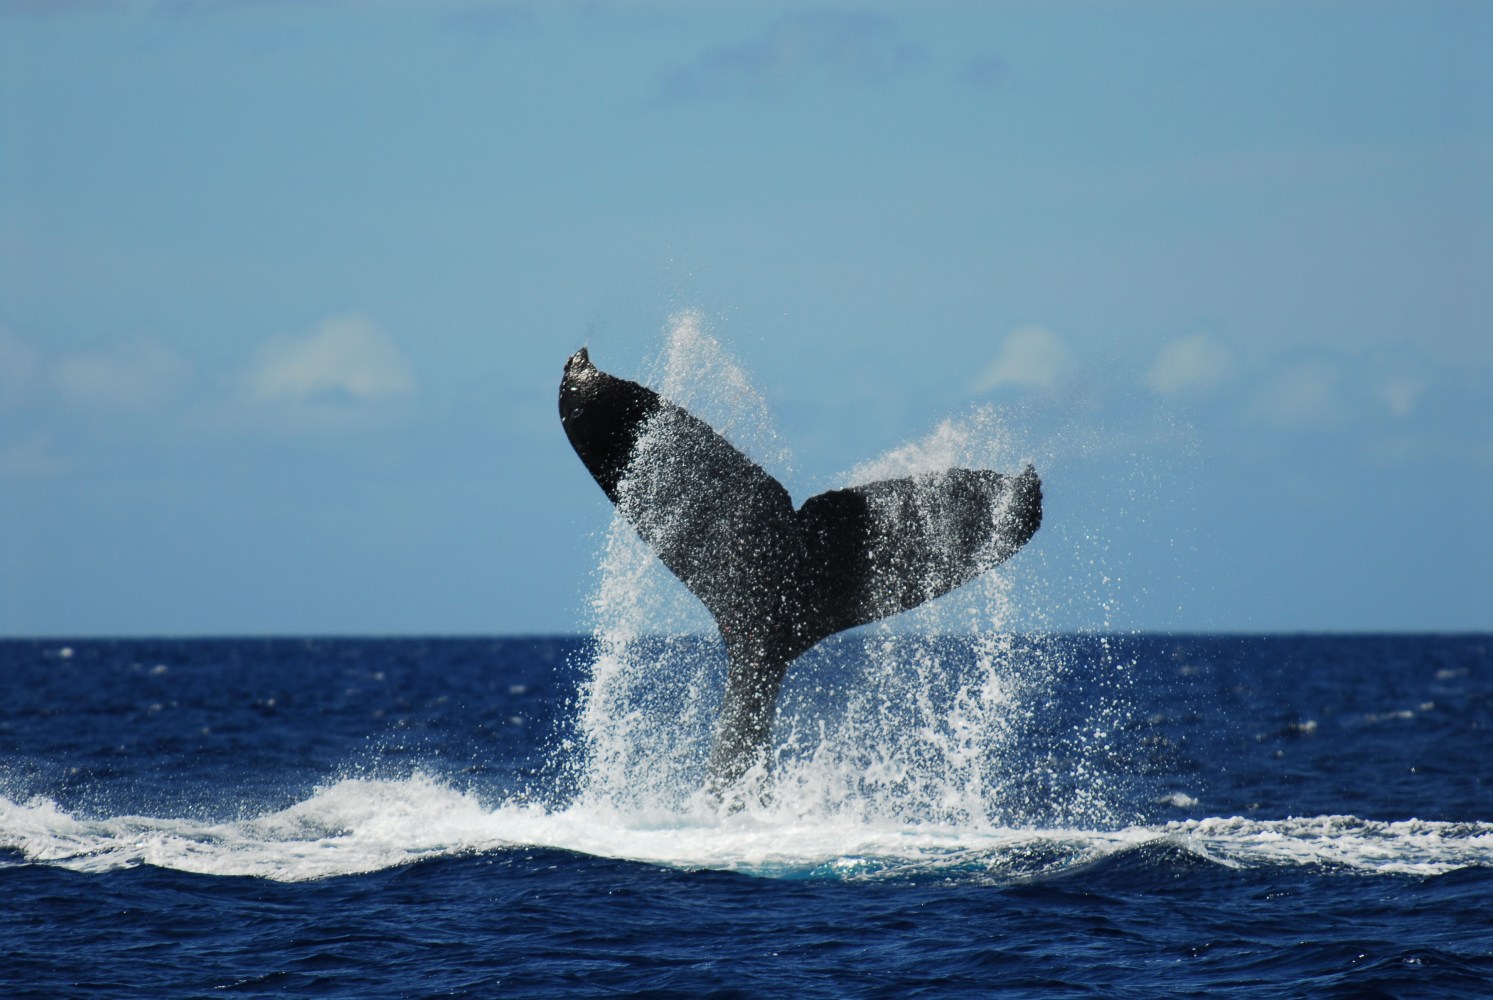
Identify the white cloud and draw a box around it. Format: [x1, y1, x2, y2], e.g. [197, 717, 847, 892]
[1249, 361, 1345, 428]
[1145, 333, 1235, 396]
[1377, 372, 1429, 419]
[972, 327, 1071, 392]
[662, 11, 925, 100]
[248, 316, 415, 403]
[52, 338, 192, 410]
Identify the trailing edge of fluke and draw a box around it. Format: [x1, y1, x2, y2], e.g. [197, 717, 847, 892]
[559, 347, 1042, 797]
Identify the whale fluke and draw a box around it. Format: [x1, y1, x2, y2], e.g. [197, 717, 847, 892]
[559, 347, 1042, 794]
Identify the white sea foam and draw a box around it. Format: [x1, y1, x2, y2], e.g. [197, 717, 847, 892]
[1165, 815, 1493, 877]
[0, 776, 499, 882]
[4, 782, 1491, 882]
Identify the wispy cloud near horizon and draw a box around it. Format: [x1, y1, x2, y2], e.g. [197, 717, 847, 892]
[247, 315, 416, 405]
[1145, 333, 1236, 397]
[972, 327, 1072, 393]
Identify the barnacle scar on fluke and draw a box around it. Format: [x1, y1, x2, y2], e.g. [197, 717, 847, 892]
[559, 347, 1042, 797]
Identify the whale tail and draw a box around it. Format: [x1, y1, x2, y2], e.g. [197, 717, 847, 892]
[559, 348, 1042, 792]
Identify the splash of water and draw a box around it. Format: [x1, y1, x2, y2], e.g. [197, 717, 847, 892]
[565, 314, 1137, 829]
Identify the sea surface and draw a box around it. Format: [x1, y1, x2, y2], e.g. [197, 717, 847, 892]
[2, 633, 1490, 997]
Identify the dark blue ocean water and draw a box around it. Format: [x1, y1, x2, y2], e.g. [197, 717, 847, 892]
[2, 634, 1490, 997]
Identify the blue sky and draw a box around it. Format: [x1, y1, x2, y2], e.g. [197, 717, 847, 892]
[1, 1, 1489, 635]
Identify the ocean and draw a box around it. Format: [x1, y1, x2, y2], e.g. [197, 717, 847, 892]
[2, 632, 1490, 997]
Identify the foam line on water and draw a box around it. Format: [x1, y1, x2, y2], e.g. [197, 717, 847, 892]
[4, 778, 1491, 882]
[0, 775, 499, 882]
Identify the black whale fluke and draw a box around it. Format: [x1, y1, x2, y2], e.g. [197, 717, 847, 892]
[559, 347, 1042, 797]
